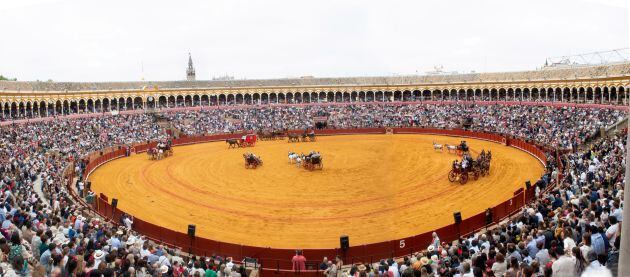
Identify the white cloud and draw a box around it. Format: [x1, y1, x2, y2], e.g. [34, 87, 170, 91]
[0, 0, 627, 81]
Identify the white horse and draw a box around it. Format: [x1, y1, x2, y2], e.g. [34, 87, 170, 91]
[294, 154, 304, 167]
[433, 142, 443, 151]
[288, 152, 300, 163]
[445, 144, 457, 153]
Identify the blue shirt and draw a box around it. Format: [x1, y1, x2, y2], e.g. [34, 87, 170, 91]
[110, 237, 122, 249]
[39, 249, 52, 272]
[526, 240, 539, 258]
[591, 233, 606, 256]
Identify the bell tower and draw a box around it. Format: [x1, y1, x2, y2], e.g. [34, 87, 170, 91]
[186, 53, 196, 81]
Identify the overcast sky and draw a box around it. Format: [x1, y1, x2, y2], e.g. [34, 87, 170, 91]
[1, 0, 629, 82]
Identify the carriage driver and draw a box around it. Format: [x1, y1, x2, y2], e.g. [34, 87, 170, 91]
[461, 156, 469, 171]
[461, 153, 473, 172]
[452, 159, 460, 169]
[459, 140, 469, 152]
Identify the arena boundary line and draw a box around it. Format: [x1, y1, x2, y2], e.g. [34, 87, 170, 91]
[73, 128, 550, 272]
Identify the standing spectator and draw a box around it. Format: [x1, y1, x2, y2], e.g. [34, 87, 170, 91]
[430, 232, 440, 249]
[291, 250, 306, 272]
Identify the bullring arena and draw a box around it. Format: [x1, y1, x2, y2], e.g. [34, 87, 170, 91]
[0, 62, 628, 276]
[88, 134, 543, 249]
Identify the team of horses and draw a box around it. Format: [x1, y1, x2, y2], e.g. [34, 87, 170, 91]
[448, 150, 492, 184]
[433, 140, 492, 184]
[227, 134, 258, 149]
[243, 153, 263, 169]
[433, 142, 466, 155]
[288, 151, 323, 170]
[147, 142, 173, 160]
[258, 130, 286, 141]
[227, 130, 316, 148]
[287, 133, 316, 143]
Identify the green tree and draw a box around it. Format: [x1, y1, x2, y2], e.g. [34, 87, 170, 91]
[0, 75, 17, 81]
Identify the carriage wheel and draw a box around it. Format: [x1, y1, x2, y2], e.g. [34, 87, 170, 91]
[448, 170, 457, 182]
[460, 173, 468, 184]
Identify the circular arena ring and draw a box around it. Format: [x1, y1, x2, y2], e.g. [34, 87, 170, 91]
[80, 128, 549, 269]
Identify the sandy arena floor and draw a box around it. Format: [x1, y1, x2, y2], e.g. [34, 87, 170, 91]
[89, 134, 544, 249]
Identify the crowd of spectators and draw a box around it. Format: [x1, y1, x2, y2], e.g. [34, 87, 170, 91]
[0, 103, 624, 276]
[164, 104, 622, 149]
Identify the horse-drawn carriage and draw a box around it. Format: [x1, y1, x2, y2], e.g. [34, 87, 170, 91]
[287, 133, 300, 143]
[288, 129, 316, 143]
[448, 158, 479, 184]
[444, 141, 469, 155]
[302, 132, 316, 142]
[448, 150, 492, 184]
[456, 141, 469, 156]
[258, 130, 285, 141]
[243, 153, 263, 169]
[448, 161, 470, 184]
[147, 141, 173, 160]
[302, 152, 323, 171]
[227, 134, 258, 148]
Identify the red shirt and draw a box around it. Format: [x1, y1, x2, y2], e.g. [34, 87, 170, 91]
[292, 255, 306, 271]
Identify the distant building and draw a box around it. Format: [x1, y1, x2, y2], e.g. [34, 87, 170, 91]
[212, 75, 235, 81]
[186, 53, 196, 81]
[425, 65, 458, 75]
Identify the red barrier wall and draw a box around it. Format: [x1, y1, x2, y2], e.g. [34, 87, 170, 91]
[77, 128, 549, 271]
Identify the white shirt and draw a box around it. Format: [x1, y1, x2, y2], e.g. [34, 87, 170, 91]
[580, 245, 592, 261]
[124, 217, 133, 229]
[581, 261, 612, 277]
[611, 208, 623, 222]
[563, 237, 576, 251]
[140, 248, 151, 258]
[388, 265, 400, 277]
[552, 255, 576, 277]
[605, 223, 618, 246]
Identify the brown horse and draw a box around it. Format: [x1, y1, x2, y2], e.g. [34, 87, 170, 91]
[226, 139, 240, 148]
[287, 133, 300, 143]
